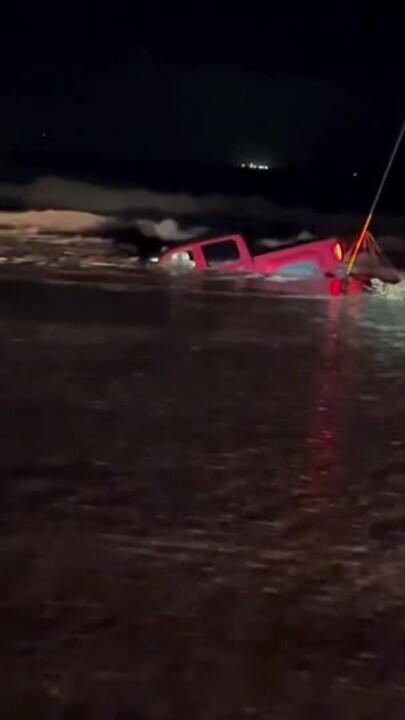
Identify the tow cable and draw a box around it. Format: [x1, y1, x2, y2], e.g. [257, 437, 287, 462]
[346, 117, 405, 277]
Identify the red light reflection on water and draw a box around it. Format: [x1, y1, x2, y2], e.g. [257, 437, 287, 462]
[305, 290, 363, 500]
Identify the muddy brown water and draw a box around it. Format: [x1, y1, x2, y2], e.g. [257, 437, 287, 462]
[1, 268, 405, 718]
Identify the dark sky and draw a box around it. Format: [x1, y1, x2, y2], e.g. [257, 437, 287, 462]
[1, 3, 405, 171]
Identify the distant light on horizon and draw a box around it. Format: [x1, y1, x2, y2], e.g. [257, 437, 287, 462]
[240, 162, 270, 171]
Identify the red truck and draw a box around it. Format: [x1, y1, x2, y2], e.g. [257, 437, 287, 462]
[155, 233, 345, 279]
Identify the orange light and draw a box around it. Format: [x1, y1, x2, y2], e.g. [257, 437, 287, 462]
[333, 241, 343, 262]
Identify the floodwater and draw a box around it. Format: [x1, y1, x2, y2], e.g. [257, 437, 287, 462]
[1, 267, 405, 718]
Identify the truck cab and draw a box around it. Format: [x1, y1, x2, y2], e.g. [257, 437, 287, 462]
[158, 234, 253, 272]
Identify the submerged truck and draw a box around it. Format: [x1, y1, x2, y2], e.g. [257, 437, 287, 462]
[151, 233, 345, 278]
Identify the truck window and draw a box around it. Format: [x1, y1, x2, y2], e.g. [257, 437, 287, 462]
[201, 240, 240, 266]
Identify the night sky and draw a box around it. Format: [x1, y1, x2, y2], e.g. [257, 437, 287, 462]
[1, 3, 405, 173]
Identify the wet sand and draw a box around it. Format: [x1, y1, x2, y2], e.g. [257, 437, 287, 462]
[1, 268, 405, 718]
